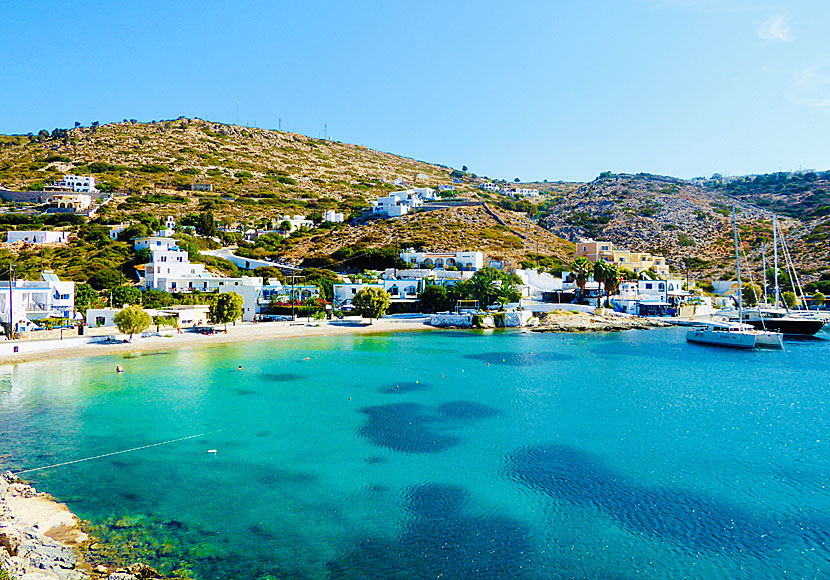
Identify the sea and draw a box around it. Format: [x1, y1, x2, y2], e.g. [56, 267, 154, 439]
[1, 326, 828, 580]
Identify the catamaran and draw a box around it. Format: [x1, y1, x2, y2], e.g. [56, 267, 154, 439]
[720, 214, 827, 336]
[687, 207, 784, 349]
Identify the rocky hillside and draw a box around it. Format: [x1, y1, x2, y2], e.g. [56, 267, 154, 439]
[280, 204, 574, 268]
[536, 173, 829, 281]
[0, 118, 481, 222]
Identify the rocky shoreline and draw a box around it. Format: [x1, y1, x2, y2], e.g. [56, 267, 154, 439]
[0, 472, 164, 580]
[531, 310, 672, 332]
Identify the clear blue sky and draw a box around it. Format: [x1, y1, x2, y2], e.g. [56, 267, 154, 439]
[2, 0, 828, 182]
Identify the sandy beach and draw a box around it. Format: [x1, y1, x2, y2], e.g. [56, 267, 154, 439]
[0, 316, 433, 367]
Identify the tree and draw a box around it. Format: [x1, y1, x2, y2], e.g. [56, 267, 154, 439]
[88, 267, 123, 290]
[278, 220, 292, 235]
[75, 284, 100, 315]
[152, 315, 177, 332]
[352, 287, 390, 323]
[74, 121, 81, 128]
[741, 282, 762, 307]
[111, 285, 142, 307]
[419, 284, 449, 313]
[114, 305, 151, 340]
[142, 288, 174, 309]
[462, 165, 468, 172]
[594, 260, 620, 306]
[211, 292, 244, 330]
[781, 291, 797, 309]
[514, 177, 520, 182]
[571, 257, 594, 298]
[813, 291, 825, 308]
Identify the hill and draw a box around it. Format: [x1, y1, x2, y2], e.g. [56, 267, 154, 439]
[533, 173, 830, 282]
[1, 120, 828, 290]
[0, 119, 572, 284]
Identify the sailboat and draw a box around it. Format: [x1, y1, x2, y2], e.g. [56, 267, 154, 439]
[687, 208, 784, 349]
[725, 215, 826, 336]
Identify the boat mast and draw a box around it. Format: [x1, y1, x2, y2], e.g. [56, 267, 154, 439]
[733, 206, 743, 324]
[761, 241, 767, 305]
[773, 214, 780, 309]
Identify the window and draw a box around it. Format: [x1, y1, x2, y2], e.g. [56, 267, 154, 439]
[601, 245, 609, 251]
[659, 283, 665, 291]
[645, 283, 652, 289]
[96, 316, 105, 327]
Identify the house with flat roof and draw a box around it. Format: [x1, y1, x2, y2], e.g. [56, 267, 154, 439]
[0, 271, 75, 333]
[6, 231, 70, 244]
[399, 250, 485, 272]
[575, 239, 669, 278]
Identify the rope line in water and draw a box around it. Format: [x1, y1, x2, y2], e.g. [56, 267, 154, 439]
[14, 430, 223, 475]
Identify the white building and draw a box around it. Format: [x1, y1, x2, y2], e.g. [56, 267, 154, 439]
[108, 224, 128, 240]
[371, 189, 433, 217]
[332, 279, 422, 307]
[399, 250, 486, 272]
[0, 271, 75, 332]
[142, 245, 208, 290]
[6, 231, 70, 244]
[87, 305, 211, 329]
[504, 187, 540, 197]
[515, 269, 564, 301]
[438, 185, 455, 192]
[221, 279, 320, 321]
[616, 279, 691, 315]
[403, 187, 436, 201]
[165, 216, 176, 230]
[323, 209, 344, 223]
[59, 175, 97, 193]
[277, 214, 313, 233]
[134, 236, 179, 252]
[372, 194, 413, 217]
[479, 183, 501, 192]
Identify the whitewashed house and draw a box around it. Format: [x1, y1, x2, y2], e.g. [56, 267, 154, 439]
[372, 194, 412, 217]
[276, 215, 313, 233]
[6, 231, 70, 244]
[332, 279, 421, 307]
[323, 209, 344, 223]
[59, 175, 97, 193]
[504, 187, 540, 197]
[134, 236, 179, 252]
[399, 250, 485, 272]
[0, 271, 75, 332]
[479, 183, 500, 192]
[49, 193, 92, 211]
[108, 224, 128, 240]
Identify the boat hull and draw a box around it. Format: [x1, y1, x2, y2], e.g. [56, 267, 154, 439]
[686, 329, 757, 349]
[744, 318, 825, 336]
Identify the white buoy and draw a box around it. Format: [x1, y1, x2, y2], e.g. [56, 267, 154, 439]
[207, 449, 217, 454]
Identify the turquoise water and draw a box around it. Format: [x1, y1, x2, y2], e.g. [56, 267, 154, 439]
[1, 327, 829, 579]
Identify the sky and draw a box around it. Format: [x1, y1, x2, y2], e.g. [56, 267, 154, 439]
[1, 0, 829, 182]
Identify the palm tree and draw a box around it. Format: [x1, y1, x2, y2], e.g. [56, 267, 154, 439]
[571, 257, 594, 300]
[595, 261, 621, 307]
[593, 261, 609, 299]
